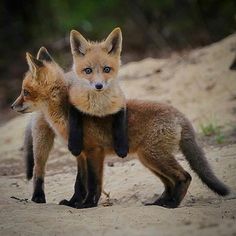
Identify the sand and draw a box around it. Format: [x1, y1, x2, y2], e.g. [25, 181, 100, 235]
[0, 34, 236, 236]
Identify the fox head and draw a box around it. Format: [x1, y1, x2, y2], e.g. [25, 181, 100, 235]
[70, 27, 122, 91]
[11, 47, 65, 113]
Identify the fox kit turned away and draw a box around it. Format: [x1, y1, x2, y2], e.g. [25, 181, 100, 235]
[68, 28, 128, 158]
[11, 47, 229, 208]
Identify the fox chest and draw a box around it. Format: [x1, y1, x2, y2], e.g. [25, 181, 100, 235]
[72, 92, 125, 117]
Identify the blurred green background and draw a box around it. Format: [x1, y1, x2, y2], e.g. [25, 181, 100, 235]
[0, 0, 235, 121]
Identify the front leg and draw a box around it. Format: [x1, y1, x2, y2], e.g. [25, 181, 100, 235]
[30, 114, 55, 203]
[61, 148, 105, 209]
[68, 105, 83, 156]
[112, 108, 129, 158]
[79, 147, 105, 209]
[59, 153, 88, 207]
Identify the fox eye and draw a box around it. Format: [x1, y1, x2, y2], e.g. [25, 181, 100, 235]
[84, 68, 93, 74]
[103, 66, 111, 73]
[23, 89, 30, 97]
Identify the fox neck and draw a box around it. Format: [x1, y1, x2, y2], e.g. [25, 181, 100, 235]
[41, 85, 69, 141]
[70, 79, 125, 117]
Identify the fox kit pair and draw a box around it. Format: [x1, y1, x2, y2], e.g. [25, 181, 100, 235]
[68, 28, 128, 158]
[11, 44, 229, 208]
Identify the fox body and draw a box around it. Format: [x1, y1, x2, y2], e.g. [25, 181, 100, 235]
[12, 48, 229, 208]
[68, 28, 128, 157]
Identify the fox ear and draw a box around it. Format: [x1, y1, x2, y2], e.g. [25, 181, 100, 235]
[37, 47, 54, 62]
[26, 52, 44, 77]
[70, 30, 88, 56]
[104, 27, 122, 55]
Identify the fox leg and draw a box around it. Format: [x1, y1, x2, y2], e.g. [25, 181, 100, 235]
[138, 149, 192, 208]
[112, 108, 129, 158]
[59, 153, 88, 207]
[68, 105, 83, 156]
[31, 115, 55, 203]
[148, 169, 175, 203]
[24, 121, 34, 180]
[78, 147, 105, 208]
[60, 148, 105, 209]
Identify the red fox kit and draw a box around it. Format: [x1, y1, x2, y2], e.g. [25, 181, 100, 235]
[68, 28, 128, 158]
[11, 47, 229, 208]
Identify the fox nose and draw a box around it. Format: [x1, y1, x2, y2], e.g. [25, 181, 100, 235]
[95, 83, 103, 90]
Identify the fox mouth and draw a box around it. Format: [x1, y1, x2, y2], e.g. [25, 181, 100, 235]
[15, 107, 30, 113]
[95, 89, 104, 92]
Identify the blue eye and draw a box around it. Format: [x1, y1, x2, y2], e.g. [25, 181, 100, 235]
[84, 68, 92, 74]
[103, 66, 111, 73]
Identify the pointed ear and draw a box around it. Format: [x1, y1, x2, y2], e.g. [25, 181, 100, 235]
[70, 30, 89, 56]
[37, 47, 54, 62]
[104, 27, 122, 55]
[26, 52, 44, 76]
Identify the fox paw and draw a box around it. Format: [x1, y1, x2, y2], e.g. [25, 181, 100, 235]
[59, 199, 77, 208]
[114, 144, 129, 158]
[76, 201, 98, 209]
[59, 198, 84, 208]
[144, 197, 179, 209]
[68, 144, 82, 157]
[32, 193, 46, 204]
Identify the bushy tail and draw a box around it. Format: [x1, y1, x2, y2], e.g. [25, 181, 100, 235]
[24, 122, 34, 180]
[179, 120, 229, 196]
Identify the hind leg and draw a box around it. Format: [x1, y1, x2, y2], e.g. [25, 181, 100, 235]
[31, 115, 55, 203]
[138, 149, 191, 208]
[146, 170, 175, 206]
[138, 156, 175, 206]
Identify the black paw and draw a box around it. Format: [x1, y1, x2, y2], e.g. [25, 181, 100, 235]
[144, 198, 179, 209]
[68, 144, 82, 156]
[114, 144, 129, 158]
[32, 193, 46, 203]
[59, 199, 77, 208]
[59, 199, 71, 206]
[76, 202, 98, 209]
[59, 198, 84, 208]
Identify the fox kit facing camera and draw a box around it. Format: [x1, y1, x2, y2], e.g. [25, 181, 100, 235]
[68, 28, 128, 157]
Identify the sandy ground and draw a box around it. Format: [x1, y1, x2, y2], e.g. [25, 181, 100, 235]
[0, 34, 236, 236]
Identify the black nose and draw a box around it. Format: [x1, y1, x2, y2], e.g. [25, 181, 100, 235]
[95, 83, 103, 90]
[11, 104, 14, 110]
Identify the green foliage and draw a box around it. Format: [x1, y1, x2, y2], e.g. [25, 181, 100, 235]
[200, 122, 225, 144]
[200, 122, 220, 136]
[215, 133, 225, 144]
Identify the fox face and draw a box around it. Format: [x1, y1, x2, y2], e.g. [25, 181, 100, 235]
[70, 28, 122, 91]
[11, 47, 64, 113]
[11, 73, 39, 113]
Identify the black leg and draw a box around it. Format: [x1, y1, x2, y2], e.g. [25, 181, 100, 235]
[79, 158, 99, 209]
[59, 157, 87, 208]
[112, 108, 129, 158]
[68, 105, 83, 156]
[32, 177, 46, 203]
[59, 171, 87, 208]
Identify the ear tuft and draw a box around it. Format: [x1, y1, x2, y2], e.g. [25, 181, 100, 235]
[37, 47, 53, 62]
[70, 30, 88, 56]
[26, 52, 44, 76]
[104, 27, 122, 55]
